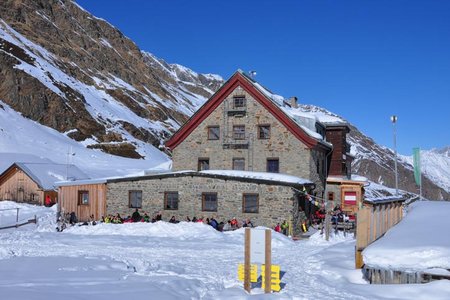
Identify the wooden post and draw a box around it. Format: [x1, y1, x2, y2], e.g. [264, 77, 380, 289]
[244, 228, 251, 293]
[264, 229, 272, 293]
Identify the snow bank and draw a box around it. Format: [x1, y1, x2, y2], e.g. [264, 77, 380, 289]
[64, 221, 223, 240]
[363, 201, 450, 271]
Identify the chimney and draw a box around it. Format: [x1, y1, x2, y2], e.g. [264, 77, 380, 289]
[290, 96, 298, 108]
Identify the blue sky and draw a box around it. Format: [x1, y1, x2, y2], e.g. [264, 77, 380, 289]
[76, 0, 450, 155]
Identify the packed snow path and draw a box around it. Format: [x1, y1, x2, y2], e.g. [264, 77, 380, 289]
[0, 203, 449, 299]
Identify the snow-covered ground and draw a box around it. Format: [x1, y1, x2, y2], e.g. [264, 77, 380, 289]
[363, 201, 450, 272]
[1, 202, 450, 299]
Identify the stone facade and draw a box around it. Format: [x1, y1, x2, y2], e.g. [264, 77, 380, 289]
[171, 86, 326, 193]
[106, 174, 299, 229]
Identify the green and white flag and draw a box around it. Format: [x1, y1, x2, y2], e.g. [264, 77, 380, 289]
[412, 147, 421, 186]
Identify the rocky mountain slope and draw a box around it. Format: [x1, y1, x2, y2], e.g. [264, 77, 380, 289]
[298, 105, 449, 200]
[0, 0, 448, 199]
[0, 0, 222, 159]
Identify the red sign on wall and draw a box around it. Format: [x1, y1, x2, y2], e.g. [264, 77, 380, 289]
[344, 191, 357, 205]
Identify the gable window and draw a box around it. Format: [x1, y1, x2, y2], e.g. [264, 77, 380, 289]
[129, 190, 142, 208]
[267, 158, 279, 173]
[202, 193, 218, 212]
[164, 192, 179, 210]
[78, 190, 89, 205]
[208, 126, 220, 140]
[243, 194, 259, 213]
[233, 125, 245, 140]
[258, 125, 270, 139]
[233, 96, 246, 108]
[198, 158, 210, 171]
[232, 158, 245, 171]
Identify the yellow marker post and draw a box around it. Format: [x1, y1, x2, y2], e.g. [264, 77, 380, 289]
[261, 264, 281, 292]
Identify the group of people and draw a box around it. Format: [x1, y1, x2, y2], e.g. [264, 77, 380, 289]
[274, 220, 290, 235]
[185, 216, 254, 231]
[101, 209, 163, 224]
[57, 209, 263, 233]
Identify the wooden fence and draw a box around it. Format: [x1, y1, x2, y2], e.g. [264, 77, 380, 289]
[355, 197, 406, 268]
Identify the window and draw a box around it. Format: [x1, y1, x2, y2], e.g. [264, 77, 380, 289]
[202, 193, 217, 212]
[78, 190, 89, 205]
[233, 96, 246, 108]
[316, 159, 320, 174]
[258, 125, 270, 139]
[232, 158, 245, 171]
[207, 126, 220, 140]
[164, 192, 179, 210]
[129, 190, 142, 208]
[243, 194, 259, 213]
[327, 192, 334, 201]
[198, 158, 210, 171]
[267, 158, 279, 173]
[233, 125, 245, 140]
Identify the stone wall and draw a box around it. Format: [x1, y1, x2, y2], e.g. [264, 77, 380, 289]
[172, 87, 316, 183]
[106, 175, 298, 229]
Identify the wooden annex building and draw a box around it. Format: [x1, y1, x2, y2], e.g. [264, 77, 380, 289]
[0, 162, 89, 206]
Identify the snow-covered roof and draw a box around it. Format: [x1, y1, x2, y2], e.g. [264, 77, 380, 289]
[56, 178, 108, 187]
[327, 174, 368, 183]
[363, 195, 407, 204]
[57, 170, 313, 187]
[8, 162, 90, 190]
[363, 201, 450, 271]
[200, 170, 312, 185]
[238, 70, 345, 146]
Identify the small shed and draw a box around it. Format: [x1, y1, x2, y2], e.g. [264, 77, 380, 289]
[0, 162, 89, 206]
[326, 175, 367, 215]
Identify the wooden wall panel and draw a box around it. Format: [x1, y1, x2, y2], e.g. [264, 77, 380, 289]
[59, 184, 106, 222]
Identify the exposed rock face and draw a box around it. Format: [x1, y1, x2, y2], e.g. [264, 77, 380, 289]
[0, 0, 223, 158]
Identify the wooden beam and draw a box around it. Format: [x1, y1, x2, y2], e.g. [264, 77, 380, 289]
[264, 229, 272, 293]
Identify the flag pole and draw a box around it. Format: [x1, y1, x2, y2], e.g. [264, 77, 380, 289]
[419, 149, 422, 201]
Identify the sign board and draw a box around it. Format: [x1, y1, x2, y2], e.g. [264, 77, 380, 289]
[238, 263, 258, 282]
[344, 191, 357, 205]
[250, 228, 266, 264]
[261, 264, 281, 292]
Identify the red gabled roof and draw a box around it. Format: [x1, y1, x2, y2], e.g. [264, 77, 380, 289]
[165, 71, 324, 150]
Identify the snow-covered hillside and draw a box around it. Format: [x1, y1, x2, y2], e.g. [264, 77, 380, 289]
[401, 148, 450, 194]
[0, 101, 171, 177]
[1, 201, 450, 299]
